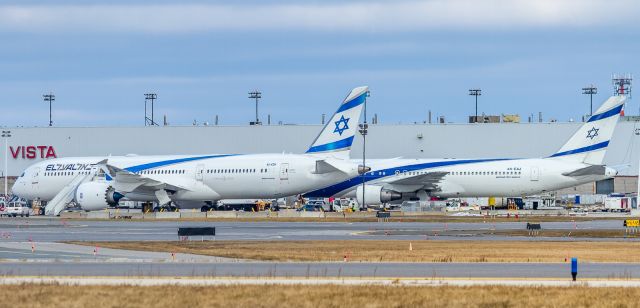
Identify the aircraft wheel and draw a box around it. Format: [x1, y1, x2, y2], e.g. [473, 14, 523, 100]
[200, 206, 210, 212]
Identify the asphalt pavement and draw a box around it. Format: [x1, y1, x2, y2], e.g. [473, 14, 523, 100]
[0, 217, 637, 280]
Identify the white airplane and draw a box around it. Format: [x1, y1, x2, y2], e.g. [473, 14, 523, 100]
[305, 95, 625, 206]
[12, 86, 370, 215]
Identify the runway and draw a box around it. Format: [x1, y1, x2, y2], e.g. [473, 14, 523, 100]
[0, 217, 638, 282]
[0, 217, 630, 243]
[0, 262, 638, 279]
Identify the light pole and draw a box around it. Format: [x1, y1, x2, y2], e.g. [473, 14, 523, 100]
[43, 93, 55, 126]
[2, 130, 11, 198]
[358, 91, 370, 210]
[582, 85, 597, 116]
[469, 89, 481, 123]
[144, 93, 158, 126]
[248, 90, 262, 125]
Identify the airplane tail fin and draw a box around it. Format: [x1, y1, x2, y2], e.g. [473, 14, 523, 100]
[305, 86, 368, 159]
[548, 95, 626, 165]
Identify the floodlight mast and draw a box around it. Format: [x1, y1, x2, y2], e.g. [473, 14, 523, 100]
[43, 92, 55, 127]
[582, 85, 597, 116]
[248, 90, 262, 125]
[358, 91, 370, 210]
[2, 130, 11, 198]
[469, 89, 481, 123]
[144, 93, 158, 126]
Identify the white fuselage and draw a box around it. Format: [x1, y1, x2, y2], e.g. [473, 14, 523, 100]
[305, 157, 617, 200]
[12, 153, 355, 207]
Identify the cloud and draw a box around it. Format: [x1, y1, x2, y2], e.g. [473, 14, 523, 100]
[0, 0, 637, 33]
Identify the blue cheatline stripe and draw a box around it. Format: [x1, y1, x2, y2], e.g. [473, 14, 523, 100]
[587, 105, 623, 122]
[335, 92, 366, 113]
[306, 136, 354, 153]
[124, 154, 237, 173]
[304, 158, 512, 197]
[549, 141, 609, 158]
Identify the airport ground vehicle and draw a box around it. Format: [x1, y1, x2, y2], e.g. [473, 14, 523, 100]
[297, 203, 324, 212]
[604, 195, 632, 212]
[6, 201, 30, 217]
[330, 198, 358, 212]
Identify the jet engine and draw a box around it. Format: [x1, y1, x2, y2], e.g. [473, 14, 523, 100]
[75, 182, 124, 211]
[355, 185, 402, 206]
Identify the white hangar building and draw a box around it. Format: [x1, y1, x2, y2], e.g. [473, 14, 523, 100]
[2, 118, 639, 195]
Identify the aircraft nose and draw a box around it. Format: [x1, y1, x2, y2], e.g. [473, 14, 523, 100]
[11, 178, 24, 197]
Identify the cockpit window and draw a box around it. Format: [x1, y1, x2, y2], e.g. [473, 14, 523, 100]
[20, 172, 25, 178]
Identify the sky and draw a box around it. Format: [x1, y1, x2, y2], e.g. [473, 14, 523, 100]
[1, 0, 640, 127]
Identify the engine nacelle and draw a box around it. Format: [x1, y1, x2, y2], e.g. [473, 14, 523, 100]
[355, 185, 402, 206]
[75, 182, 124, 211]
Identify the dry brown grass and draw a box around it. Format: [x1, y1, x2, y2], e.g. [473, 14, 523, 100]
[0, 284, 638, 308]
[72, 240, 640, 263]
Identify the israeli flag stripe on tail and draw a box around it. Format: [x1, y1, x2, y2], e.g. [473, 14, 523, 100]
[549, 95, 626, 165]
[306, 86, 368, 158]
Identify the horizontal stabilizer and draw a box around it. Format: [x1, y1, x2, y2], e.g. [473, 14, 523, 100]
[562, 165, 606, 177]
[314, 159, 360, 175]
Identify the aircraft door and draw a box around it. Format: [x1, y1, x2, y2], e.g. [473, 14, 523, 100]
[31, 167, 40, 185]
[530, 167, 539, 181]
[279, 163, 289, 181]
[195, 164, 205, 181]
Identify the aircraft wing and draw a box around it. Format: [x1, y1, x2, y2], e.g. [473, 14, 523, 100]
[386, 171, 449, 190]
[99, 160, 192, 193]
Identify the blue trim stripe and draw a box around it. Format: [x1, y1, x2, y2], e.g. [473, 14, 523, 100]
[336, 92, 366, 113]
[125, 154, 237, 173]
[550, 141, 609, 158]
[587, 105, 623, 122]
[306, 136, 354, 153]
[304, 158, 511, 197]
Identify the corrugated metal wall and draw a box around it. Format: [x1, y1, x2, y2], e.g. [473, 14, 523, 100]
[2, 121, 640, 177]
